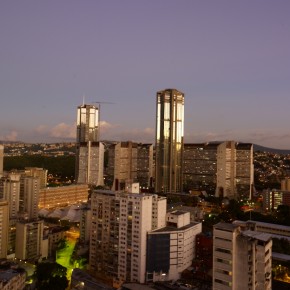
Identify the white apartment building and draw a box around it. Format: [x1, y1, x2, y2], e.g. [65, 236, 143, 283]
[146, 211, 202, 282]
[89, 190, 167, 285]
[213, 222, 272, 290]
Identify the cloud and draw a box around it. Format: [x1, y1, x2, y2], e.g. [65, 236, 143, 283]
[50, 123, 76, 139]
[0, 130, 19, 141]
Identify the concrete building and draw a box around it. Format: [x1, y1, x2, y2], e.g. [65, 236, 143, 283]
[0, 200, 9, 258]
[183, 142, 253, 199]
[107, 142, 138, 191]
[261, 189, 290, 211]
[281, 177, 290, 191]
[106, 142, 154, 191]
[75, 104, 104, 186]
[89, 189, 167, 285]
[146, 211, 202, 282]
[23, 167, 48, 188]
[155, 89, 184, 194]
[137, 143, 154, 189]
[15, 219, 44, 262]
[213, 222, 272, 290]
[79, 203, 92, 245]
[0, 172, 21, 219]
[0, 268, 26, 290]
[19, 176, 40, 220]
[183, 143, 218, 194]
[38, 184, 89, 209]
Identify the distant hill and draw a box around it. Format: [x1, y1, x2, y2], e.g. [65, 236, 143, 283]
[253, 144, 290, 155]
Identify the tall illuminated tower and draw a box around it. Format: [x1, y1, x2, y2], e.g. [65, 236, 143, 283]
[155, 89, 184, 193]
[75, 104, 104, 186]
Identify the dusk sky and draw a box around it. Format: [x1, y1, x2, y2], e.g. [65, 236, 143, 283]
[1, 1, 290, 149]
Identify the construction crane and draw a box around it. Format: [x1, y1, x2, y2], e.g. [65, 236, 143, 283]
[92, 101, 114, 140]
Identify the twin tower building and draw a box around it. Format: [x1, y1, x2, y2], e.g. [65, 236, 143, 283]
[75, 89, 185, 194]
[75, 88, 253, 199]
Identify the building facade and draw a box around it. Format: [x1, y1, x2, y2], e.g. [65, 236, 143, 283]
[15, 220, 44, 262]
[155, 89, 184, 193]
[183, 142, 253, 199]
[106, 142, 154, 191]
[146, 211, 202, 282]
[75, 104, 104, 186]
[89, 190, 167, 285]
[38, 184, 89, 209]
[213, 222, 272, 290]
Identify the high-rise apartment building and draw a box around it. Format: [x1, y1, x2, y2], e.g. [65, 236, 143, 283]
[0, 200, 9, 258]
[24, 167, 48, 188]
[89, 190, 167, 285]
[183, 142, 253, 199]
[75, 104, 104, 186]
[0, 172, 21, 219]
[19, 176, 40, 220]
[213, 222, 272, 290]
[15, 220, 44, 262]
[155, 89, 184, 193]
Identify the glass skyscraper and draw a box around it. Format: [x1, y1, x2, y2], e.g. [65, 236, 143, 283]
[155, 89, 184, 193]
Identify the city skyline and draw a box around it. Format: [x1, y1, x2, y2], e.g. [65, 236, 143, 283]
[1, 1, 290, 149]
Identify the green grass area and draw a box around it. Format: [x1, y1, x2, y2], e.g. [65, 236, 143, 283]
[56, 238, 77, 281]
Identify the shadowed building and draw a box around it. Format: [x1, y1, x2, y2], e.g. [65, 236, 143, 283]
[155, 89, 184, 194]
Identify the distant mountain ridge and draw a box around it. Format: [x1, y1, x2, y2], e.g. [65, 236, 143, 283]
[253, 144, 290, 155]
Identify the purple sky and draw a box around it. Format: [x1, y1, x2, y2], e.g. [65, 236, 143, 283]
[1, 0, 290, 149]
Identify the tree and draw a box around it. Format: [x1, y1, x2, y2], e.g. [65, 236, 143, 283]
[34, 262, 68, 290]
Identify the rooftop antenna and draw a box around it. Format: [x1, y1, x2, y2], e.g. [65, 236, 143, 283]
[82, 94, 85, 106]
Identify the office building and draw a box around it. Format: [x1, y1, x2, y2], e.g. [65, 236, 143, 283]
[106, 141, 138, 191]
[155, 89, 184, 193]
[89, 189, 167, 285]
[213, 222, 272, 290]
[183, 143, 218, 194]
[183, 142, 253, 199]
[106, 142, 154, 191]
[137, 143, 154, 189]
[146, 211, 202, 282]
[0, 200, 9, 258]
[75, 104, 104, 186]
